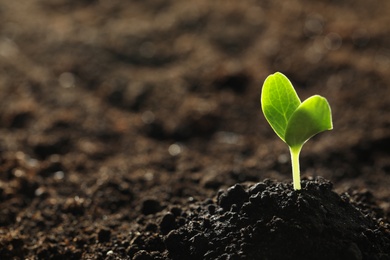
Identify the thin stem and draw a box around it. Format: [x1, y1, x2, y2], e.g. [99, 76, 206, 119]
[289, 145, 302, 190]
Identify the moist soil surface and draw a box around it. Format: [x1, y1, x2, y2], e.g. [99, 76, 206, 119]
[0, 0, 390, 259]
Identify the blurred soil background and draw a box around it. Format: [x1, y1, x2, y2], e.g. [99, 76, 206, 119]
[0, 0, 389, 258]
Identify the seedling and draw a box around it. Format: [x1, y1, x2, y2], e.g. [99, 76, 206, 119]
[261, 72, 332, 190]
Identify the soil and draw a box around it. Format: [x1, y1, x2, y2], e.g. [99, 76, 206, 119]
[0, 0, 390, 259]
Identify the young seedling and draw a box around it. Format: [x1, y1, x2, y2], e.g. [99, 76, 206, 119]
[261, 72, 333, 190]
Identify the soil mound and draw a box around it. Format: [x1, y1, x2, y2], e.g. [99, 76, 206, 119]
[132, 178, 390, 260]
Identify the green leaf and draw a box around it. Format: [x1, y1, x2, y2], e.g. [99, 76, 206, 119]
[260, 72, 333, 190]
[285, 95, 333, 148]
[261, 72, 301, 141]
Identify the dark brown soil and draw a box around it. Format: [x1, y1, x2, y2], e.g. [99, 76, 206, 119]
[159, 178, 389, 260]
[0, 0, 390, 259]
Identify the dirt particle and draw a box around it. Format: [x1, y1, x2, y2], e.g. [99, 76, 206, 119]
[218, 184, 249, 211]
[141, 199, 163, 215]
[160, 213, 176, 235]
[98, 228, 111, 243]
[133, 250, 153, 260]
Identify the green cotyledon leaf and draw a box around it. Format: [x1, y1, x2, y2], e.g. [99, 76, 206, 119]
[285, 95, 333, 149]
[260, 72, 333, 190]
[261, 72, 301, 141]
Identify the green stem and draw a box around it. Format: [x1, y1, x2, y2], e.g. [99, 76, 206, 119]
[289, 145, 302, 190]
